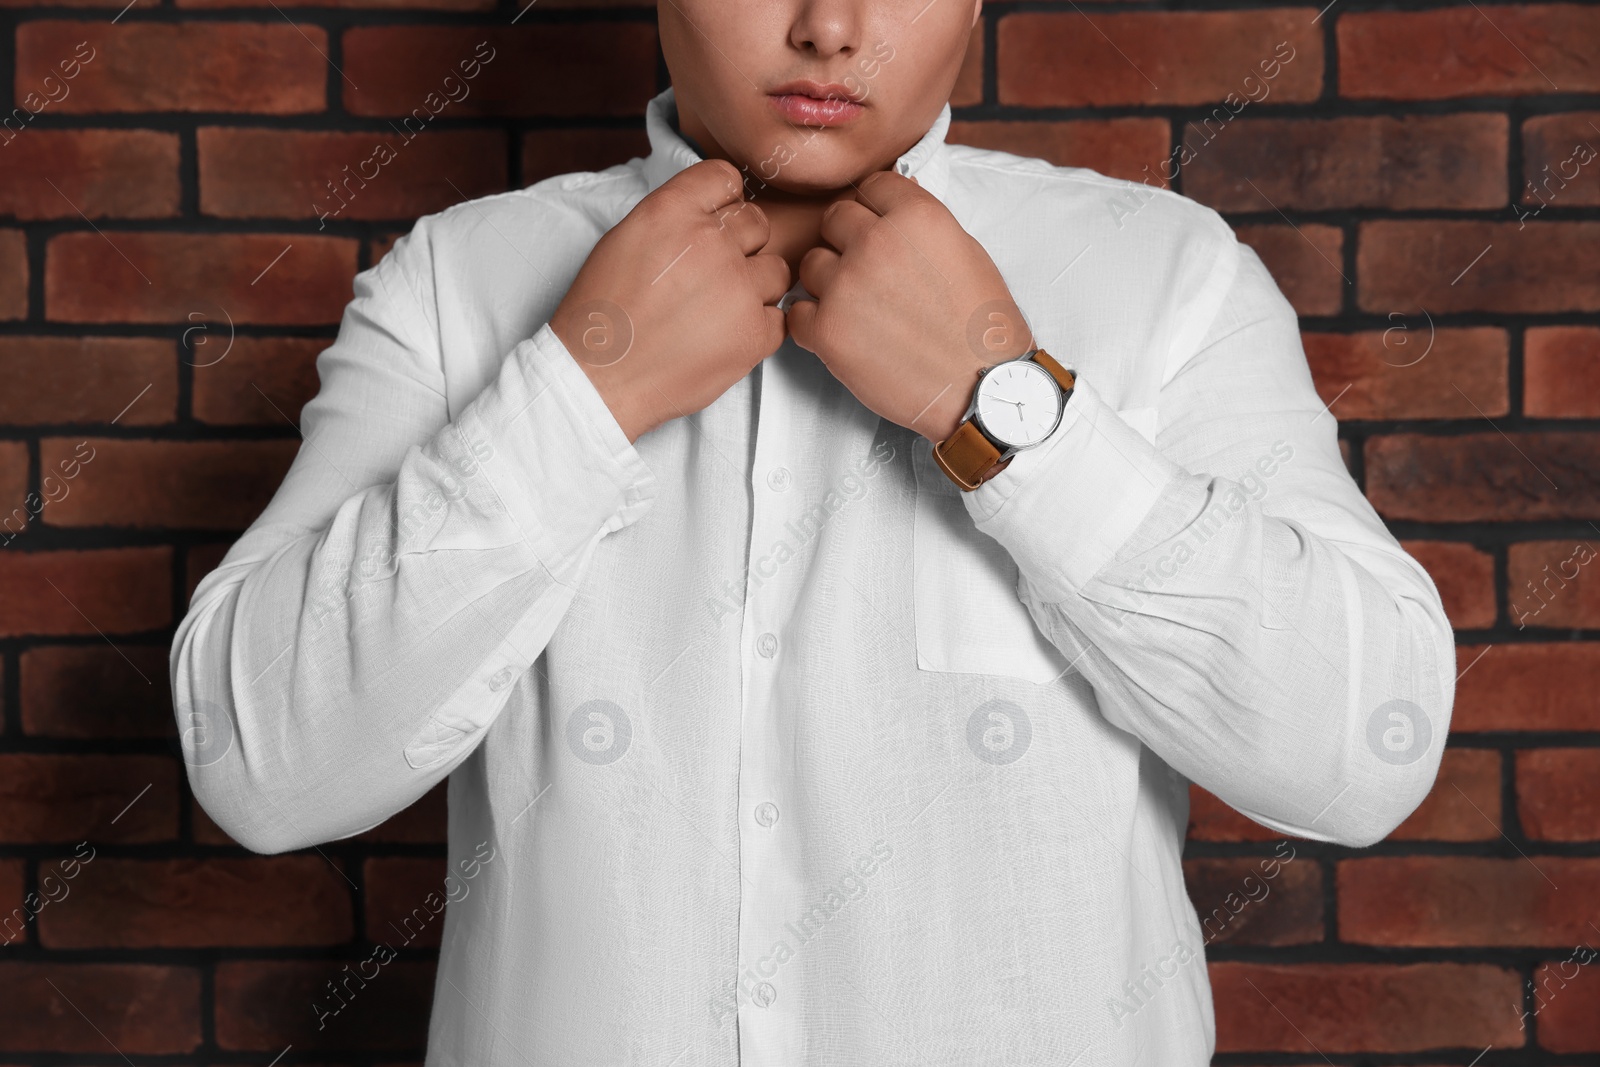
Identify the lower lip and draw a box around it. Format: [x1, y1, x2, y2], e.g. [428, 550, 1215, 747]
[768, 93, 864, 127]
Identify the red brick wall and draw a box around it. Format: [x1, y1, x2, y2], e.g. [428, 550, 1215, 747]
[3, 0, 1598, 1060]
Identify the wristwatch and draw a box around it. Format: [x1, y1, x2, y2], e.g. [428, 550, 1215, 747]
[932, 348, 1076, 491]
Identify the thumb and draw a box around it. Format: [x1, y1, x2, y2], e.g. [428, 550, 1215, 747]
[786, 297, 821, 355]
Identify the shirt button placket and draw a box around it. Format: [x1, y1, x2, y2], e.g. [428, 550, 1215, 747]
[735, 348, 805, 1067]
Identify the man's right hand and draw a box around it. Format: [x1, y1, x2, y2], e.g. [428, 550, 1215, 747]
[550, 159, 792, 444]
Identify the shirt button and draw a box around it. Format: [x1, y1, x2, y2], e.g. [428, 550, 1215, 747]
[756, 632, 779, 658]
[488, 666, 517, 691]
[754, 801, 779, 828]
[766, 466, 791, 492]
[753, 981, 777, 1008]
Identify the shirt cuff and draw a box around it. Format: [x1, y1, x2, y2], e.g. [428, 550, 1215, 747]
[963, 375, 1181, 601]
[452, 321, 658, 579]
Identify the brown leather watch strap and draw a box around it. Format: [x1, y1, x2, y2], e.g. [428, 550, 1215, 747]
[931, 349, 1075, 492]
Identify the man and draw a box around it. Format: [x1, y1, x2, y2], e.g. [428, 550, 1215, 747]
[170, 0, 1456, 1062]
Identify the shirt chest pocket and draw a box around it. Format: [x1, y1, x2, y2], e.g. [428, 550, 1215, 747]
[909, 405, 1160, 684]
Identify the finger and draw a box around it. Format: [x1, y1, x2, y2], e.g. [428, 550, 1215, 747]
[759, 305, 788, 359]
[786, 297, 820, 355]
[660, 158, 745, 215]
[716, 199, 771, 257]
[852, 169, 928, 217]
[797, 244, 841, 299]
[818, 199, 879, 254]
[746, 251, 792, 306]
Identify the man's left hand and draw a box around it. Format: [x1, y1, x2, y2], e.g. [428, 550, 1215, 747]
[786, 170, 1034, 443]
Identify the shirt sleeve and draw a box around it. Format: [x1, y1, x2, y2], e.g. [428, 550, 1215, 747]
[963, 236, 1455, 849]
[169, 214, 657, 855]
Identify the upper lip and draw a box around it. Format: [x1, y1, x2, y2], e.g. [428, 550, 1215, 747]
[768, 79, 866, 105]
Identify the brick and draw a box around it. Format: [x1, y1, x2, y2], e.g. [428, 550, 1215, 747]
[1304, 328, 1508, 420]
[1388, 747, 1501, 841]
[192, 337, 325, 426]
[1187, 784, 1285, 842]
[947, 118, 1172, 185]
[15, 23, 325, 113]
[0, 547, 171, 638]
[354, 779, 447, 843]
[1399, 541, 1497, 631]
[1508, 540, 1600, 629]
[950, 20, 984, 109]
[1535, 957, 1600, 1051]
[39, 857, 353, 948]
[0, 755, 177, 843]
[0, 337, 176, 425]
[1517, 749, 1600, 842]
[1453, 642, 1600, 732]
[38, 438, 298, 530]
[215, 959, 434, 1050]
[1521, 111, 1600, 208]
[0, 441, 25, 538]
[344, 27, 657, 118]
[1359, 221, 1600, 314]
[46, 232, 358, 325]
[1185, 115, 1508, 212]
[1184, 854, 1321, 946]
[1210, 962, 1523, 1052]
[1365, 433, 1600, 522]
[21, 644, 174, 737]
[0, 230, 24, 320]
[1341, 857, 1600, 947]
[1526, 326, 1600, 417]
[1339, 5, 1600, 100]
[185, 542, 232, 605]
[521, 127, 653, 185]
[368, 231, 407, 264]
[0, 130, 179, 219]
[0, 860, 23, 944]
[0, 963, 200, 1053]
[199, 128, 508, 221]
[998, 11, 1319, 108]
[1235, 224, 1344, 317]
[365, 857, 450, 948]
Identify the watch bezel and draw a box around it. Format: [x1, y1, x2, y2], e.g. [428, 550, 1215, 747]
[969, 355, 1065, 453]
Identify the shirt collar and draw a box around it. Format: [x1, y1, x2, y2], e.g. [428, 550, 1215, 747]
[639, 86, 952, 203]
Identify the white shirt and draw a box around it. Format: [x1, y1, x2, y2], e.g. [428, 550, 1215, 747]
[171, 86, 1455, 1066]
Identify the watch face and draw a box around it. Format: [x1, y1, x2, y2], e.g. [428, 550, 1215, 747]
[973, 359, 1063, 449]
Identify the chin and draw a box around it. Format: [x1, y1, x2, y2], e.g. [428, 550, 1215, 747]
[737, 139, 882, 198]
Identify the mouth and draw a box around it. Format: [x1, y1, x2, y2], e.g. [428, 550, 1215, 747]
[766, 80, 866, 127]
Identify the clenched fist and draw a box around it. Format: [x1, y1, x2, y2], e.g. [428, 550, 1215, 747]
[786, 170, 1035, 444]
[551, 159, 792, 443]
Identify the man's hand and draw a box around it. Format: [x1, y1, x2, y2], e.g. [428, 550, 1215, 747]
[550, 159, 791, 443]
[786, 170, 1035, 444]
